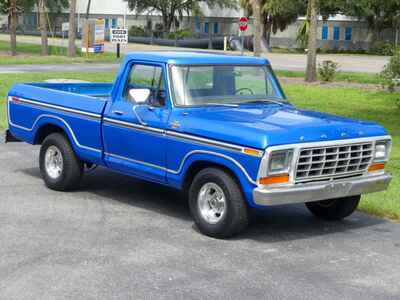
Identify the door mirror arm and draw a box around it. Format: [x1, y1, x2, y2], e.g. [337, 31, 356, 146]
[133, 106, 148, 126]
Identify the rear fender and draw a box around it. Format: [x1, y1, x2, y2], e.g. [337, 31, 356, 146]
[30, 116, 103, 164]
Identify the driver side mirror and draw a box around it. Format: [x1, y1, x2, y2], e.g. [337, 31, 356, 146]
[128, 88, 151, 105]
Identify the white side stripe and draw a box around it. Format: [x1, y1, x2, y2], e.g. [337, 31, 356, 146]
[8, 98, 102, 153]
[9, 96, 102, 119]
[105, 150, 257, 185]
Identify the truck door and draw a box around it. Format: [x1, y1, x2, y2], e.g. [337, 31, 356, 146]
[102, 62, 170, 184]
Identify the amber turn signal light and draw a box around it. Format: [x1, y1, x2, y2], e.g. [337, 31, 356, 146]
[368, 163, 385, 172]
[259, 174, 290, 185]
[243, 148, 263, 157]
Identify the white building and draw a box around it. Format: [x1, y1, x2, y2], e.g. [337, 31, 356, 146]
[4, 0, 395, 51]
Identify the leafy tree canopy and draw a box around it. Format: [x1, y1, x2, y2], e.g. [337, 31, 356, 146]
[343, 0, 400, 34]
[0, 0, 35, 14]
[124, 0, 237, 31]
[0, 0, 68, 15]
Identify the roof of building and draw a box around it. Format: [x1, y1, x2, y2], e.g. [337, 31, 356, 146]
[125, 51, 270, 65]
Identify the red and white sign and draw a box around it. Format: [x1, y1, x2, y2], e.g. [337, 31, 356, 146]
[239, 17, 248, 32]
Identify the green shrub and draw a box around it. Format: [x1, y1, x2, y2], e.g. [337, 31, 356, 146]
[128, 25, 146, 37]
[369, 41, 395, 56]
[381, 50, 400, 92]
[318, 60, 339, 82]
[167, 29, 194, 40]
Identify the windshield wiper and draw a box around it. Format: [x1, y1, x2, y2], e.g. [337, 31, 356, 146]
[240, 99, 286, 106]
[204, 103, 240, 108]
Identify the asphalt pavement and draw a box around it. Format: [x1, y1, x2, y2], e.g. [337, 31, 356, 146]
[0, 34, 390, 74]
[0, 63, 120, 74]
[1, 140, 400, 299]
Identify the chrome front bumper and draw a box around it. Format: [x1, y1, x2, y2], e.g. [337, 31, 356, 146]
[253, 173, 392, 206]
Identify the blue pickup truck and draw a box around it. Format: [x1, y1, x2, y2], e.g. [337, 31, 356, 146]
[6, 52, 392, 238]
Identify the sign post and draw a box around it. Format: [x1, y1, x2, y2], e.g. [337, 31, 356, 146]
[239, 17, 248, 56]
[110, 28, 128, 59]
[61, 22, 69, 55]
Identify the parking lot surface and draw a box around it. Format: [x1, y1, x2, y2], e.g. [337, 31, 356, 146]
[1, 141, 400, 300]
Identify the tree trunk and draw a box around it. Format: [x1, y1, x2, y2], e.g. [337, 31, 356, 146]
[10, 0, 18, 56]
[262, 14, 272, 53]
[68, 0, 77, 57]
[38, 0, 48, 56]
[306, 0, 318, 82]
[251, 0, 262, 57]
[86, 0, 91, 19]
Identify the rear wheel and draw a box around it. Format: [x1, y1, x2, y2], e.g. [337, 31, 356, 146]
[39, 133, 83, 191]
[189, 167, 249, 239]
[305, 196, 361, 221]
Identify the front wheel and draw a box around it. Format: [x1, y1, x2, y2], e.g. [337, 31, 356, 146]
[39, 133, 83, 191]
[189, 167, 249, 239]
[305, 195, 361, 221]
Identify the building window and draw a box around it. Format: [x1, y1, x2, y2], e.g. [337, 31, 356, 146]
[111, 18, 117, 29]
[204, 22, 209, 34]
[213, 23, 219, 34]
[322, 26, 328, 40]
[345, 27, 353, 41]
[195, 17, 201, 32]
[333, 26, 340, 41]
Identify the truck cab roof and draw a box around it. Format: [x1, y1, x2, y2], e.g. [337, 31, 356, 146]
[124, 51, 270, 66]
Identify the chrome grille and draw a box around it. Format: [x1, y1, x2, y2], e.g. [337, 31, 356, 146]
[295, 142, 374, 182]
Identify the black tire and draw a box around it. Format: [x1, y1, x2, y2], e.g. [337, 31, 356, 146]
[189, 167, 249, 239]
[305, 195, 361, 221]
[39, 133, 83, 191]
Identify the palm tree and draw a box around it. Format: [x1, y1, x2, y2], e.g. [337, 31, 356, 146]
[38, 0, 48, 55]
[251, 0, 262, 57]
[305, 0, 318, 82]
[9, 0, 17, 56]
[68, 0, 76, 57]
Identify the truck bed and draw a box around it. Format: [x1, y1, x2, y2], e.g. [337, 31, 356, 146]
[8, 82, 111, 165]
[30, 83, 114, 99]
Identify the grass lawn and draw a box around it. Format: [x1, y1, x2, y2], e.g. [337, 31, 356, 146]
[0, 71, 398, 221]
[0, 41, 121, 64]
[276, 70, 384, 85]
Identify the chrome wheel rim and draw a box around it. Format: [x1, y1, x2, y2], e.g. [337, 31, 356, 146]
[45, 145, 63, 179]
[198, 182, 226, 225]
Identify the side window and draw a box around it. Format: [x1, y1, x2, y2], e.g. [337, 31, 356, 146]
[124, 64, 167, 107]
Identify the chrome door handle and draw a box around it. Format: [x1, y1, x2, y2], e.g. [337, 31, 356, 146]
[112, 110, 124, 116]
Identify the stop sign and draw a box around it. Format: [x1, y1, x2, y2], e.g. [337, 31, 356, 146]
[239, 17, 248, 32]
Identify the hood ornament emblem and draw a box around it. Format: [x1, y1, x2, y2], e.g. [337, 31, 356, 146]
[320, 134, 328, 139]
[299, 136, 305, 141]
[341, 132, 348, 137]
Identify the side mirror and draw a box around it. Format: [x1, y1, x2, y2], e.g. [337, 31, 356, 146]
[129, 88, 151, 104]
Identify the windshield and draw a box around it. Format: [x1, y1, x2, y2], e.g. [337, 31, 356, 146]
[170, 64, 285, 107]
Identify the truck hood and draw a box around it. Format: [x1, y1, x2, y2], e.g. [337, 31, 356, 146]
[177, 104, 388, 150]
